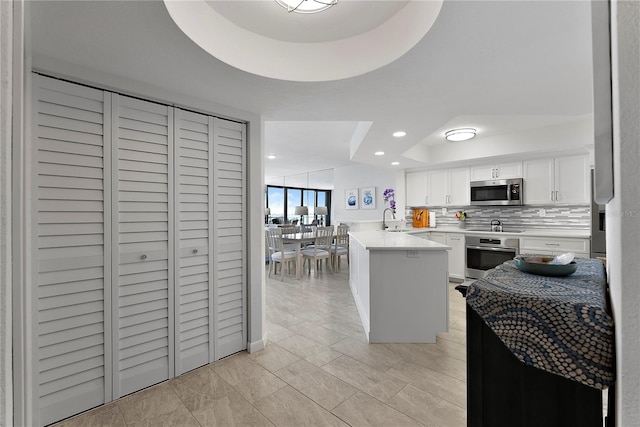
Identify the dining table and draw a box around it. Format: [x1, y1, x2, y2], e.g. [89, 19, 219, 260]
[280, 231, 323, 279]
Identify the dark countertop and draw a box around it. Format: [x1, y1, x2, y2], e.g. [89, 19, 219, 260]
[466, 258, 615, 390]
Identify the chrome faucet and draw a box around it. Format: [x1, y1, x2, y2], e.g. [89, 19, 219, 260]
[382, 208, 396, 230]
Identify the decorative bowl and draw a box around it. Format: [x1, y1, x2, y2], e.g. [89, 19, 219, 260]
[514, 255, 578, 277]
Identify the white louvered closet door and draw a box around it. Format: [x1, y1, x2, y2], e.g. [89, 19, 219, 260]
[34, 75, 111, 425]
[174, 109, 214, 374]
[111, 94, 174, 397]
[213, 118, 247, 359]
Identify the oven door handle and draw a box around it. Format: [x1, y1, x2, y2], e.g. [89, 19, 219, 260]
[466, 245, 518, 253]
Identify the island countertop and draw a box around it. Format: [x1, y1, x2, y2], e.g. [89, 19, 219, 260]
[348, 230, 451, 251]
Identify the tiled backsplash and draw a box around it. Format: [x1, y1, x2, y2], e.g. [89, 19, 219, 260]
[407, 206, 590, 230]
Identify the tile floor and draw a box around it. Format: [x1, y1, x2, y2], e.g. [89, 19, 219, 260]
[52, 266, 468, 427]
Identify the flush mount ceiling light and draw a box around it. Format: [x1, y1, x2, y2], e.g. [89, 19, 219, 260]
[275, 0, 338, 14]
[392, 131, 406, 138]
[267, 155, 276, 159]
[391, 161, 400, 166]
[374, 151, 385, 156]
[445, 128, 477, 142]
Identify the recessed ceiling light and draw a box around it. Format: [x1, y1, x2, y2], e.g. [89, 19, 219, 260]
[393, 131, 406, 138]
[391, 161, 400, 166]
[267, 155, 276, 159]
[445, 128, 476, 142]
[374, 151, 385, 156]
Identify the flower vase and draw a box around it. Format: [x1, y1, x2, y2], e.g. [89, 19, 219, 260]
[458, 221, 466, 229]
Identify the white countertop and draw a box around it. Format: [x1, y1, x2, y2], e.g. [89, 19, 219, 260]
[384, 227, 591, 239]
[349, 231, 451, 251]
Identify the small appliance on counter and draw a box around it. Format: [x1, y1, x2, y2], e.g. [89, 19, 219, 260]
[412, 209, 429, 228]
[429, 211, 436, 228]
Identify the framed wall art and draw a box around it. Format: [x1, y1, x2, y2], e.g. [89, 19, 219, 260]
[360, 187, 376, 209]
[345, 188, 359, 210]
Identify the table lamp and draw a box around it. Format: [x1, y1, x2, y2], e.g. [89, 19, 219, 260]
[294, 206, 308, 225]
[315, 206, 328, 226]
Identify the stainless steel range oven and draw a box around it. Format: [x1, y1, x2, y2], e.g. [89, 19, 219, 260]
[466, 235, 520, 279]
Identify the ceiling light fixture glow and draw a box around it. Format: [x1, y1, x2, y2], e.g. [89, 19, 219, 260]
[374, 151, 385, 156]
[445, 128, 476, 142]
[267, 155, 276, 159]
[392, 131, 406, 138]
[275, 0, 338, 14]
[391, 161, 400, 166]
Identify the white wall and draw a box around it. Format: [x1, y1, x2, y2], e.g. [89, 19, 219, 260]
[608, 1, 640, 424]
[333, 164, 398, 223]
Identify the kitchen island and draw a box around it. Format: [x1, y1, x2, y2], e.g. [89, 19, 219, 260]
[349, 231, 451, 343]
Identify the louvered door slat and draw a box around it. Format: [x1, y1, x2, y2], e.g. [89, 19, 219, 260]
[175, 109, 213, 374]
[34, 75, 110, 426]
[213, 119, 246, 359]
[113, 94, 173, 398]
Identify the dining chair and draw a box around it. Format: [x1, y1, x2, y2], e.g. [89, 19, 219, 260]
[331, 224, 350, 271]
[265, 228, 297, 281]
[301, 226, 334, 276]
[279, 225, 298, 251]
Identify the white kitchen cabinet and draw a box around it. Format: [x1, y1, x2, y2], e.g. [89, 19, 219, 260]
[411, 232, 431, 240]
[470, 162, 522, 181]
[349, 233, 449, 343]
[406, 171, 429, 206]
[429, 232, 447, 245]
[446, 233, 466, 280]
[523, 155, 590, 205]
[520, 236, 590, 258]
[427, 167, 470, 206]
[429, 232, 465, 280]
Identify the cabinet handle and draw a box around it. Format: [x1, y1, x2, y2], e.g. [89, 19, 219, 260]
[494, 168, 498, 178]
[425, 196, 428, 204]
[141, 254, 147, 260]
[551, 191, 555, 201]
[545, 243, 560, 246]
[555, 190, 559, 201]
[192, 249, 198, 254]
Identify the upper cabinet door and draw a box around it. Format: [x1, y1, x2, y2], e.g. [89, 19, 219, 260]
[470, 165, 496, 181]
[448, 167, 470, 206]
[523, 158, 555, 204]
[494, 162, 523, 179]
[470, 162, 522, 181]
[524, 155, 590, 205]
[406, 171, 428, 206]
[427, 170, 448, 206]
[554, 155, 590, 205]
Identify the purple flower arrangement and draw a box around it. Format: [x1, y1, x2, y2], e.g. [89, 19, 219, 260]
[383, 188, 396, 210]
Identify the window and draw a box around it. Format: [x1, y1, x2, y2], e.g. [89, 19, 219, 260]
[266, 185, 331, 225]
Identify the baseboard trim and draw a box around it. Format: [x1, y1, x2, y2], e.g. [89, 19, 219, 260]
[247, 334, 267, 353]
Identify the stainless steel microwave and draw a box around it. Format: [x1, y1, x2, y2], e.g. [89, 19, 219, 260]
[470, 178, 523, 206]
